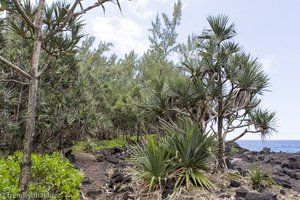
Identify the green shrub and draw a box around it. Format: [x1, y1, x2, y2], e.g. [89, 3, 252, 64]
[164, 119, 215, 190]
[230, 145, 239, 154]
[248, 165, 273, 189]
[129, 119, 215, 191]
[129, 137, 172, 191]
[0, 152, 82, 199]
[73, 137, 128, 153]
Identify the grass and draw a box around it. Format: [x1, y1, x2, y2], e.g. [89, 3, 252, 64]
[72, 134, 156, 153]
[248, 165, 273, 190]
[230, 145, 240, 154]
[72, 138, 127, 153]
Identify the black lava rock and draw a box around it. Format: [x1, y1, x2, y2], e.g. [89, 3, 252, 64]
[230, 179, 241, 187]
[235, 187, 248, 199]
[245, 192, 277, 200]
[81, 177, 92, 185]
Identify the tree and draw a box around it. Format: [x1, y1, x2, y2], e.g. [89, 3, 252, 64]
[144, 15, 277, 170]
[148, 0, 182, 58]
[195, 15, 277, 169]
[0, 0, 122, 198]
[77, 37, 142, 139]
[139, 0, 182, 130]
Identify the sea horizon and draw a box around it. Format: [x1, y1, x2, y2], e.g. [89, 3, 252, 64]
[236, 140, 300, 153]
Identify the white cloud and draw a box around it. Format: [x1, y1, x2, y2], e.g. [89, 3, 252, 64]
[260, 55, 279, 73]
[90, 17, 149, 55]
[261, 56, 273, 71]
[126, 0, 155, 20]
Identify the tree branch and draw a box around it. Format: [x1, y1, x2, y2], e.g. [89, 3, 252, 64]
[0, 79, 29, 85]
[0, 55, 32, 79]
[71, 0, 112, 17]
[12, 0, 36, 30]
[225, 129, 247, 144]
[225, 129, 260, 144]
[44, 0, 112, 40]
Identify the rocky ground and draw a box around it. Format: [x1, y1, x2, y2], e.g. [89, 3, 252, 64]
[227, 144, 300, 192]
[66, 144, 300, 200]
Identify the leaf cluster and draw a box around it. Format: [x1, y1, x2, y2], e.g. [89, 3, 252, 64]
[129, 118, 215, 191]
[0, 152, 82, 199]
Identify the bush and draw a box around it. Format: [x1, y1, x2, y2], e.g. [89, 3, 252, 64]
[129, 137, 172, 191]
[0, 152, 82, 199]
[164, 119, 215, 190]
[73, 137, 129, 153]
[230, 145, 239, 154]
[129, 119, 215, 191]
[248, 165, 273, 190]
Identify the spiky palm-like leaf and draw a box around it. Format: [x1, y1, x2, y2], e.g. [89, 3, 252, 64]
[128, 137, 171, 191]
[200, 14, 236, 42]
[250, 108, 277, 138]
[0, 19, 5, 50]
[142, 77, 169, 121]
[163, 119, 215, 190]
[248, 165, 273, 189]
[231, 53, 269, 94]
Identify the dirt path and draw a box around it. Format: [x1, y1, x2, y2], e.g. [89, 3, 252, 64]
[73, 148, 134, 200]
[74, 152, 111, 199]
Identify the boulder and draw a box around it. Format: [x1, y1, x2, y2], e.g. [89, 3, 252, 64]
[235, 187, 248, 199]
[86, 190, 102, 198]
[283, 167, 294, 178]
[64, 149, 76, 164]
[289, 156, 300, 169]
[81, 177, 92, 185]
[260, 147, 271, 155]
[107, 157, 119, 165]
[230, 179, 241, 187]
[96, 156, 105, 162]
[230, 158, 250, 176]
[162, 188, 173, 199]
[109, 172, 125, 187]
[273, 165, 283, 174]
[245, 192, 277, 200]
[218, 193, 231, 198]
[112, 146, 123, 154]
[273, 177, 292, 189]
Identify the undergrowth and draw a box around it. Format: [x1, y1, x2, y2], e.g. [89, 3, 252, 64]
[72, 134, 156, 153]
[0, 152, 82, 200]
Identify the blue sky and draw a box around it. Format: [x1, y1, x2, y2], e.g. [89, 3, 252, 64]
[45, 0, 299, 140]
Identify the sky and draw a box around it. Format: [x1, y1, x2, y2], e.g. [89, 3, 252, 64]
[47, 0, 300, 140]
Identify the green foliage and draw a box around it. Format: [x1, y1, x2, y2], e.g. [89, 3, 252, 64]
[230, 145, 239, 154]
[129, 137, 171, 191]
[164, 119, 215, 190]
[73, 137, 129, 153]
[0, 152, 82, 199]
[129, 119, 215, 191]
[248, 165, 273, 189]
[142, 14, 276, 171]
[148, 0, 182, 56]
[250, 108, 277, 138]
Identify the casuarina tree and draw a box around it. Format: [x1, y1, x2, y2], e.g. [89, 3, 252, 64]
[0, 0, 122, 198]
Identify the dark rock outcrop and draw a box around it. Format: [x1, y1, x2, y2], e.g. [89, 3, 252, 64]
[235, 187, 248, 199]
[245, 192, 277, 200]
[228, 145, 300, 192]
[230, 179, 241, 188]
[235, 187, 277, 200]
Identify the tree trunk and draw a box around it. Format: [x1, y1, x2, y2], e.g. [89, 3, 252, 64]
[19, 0, 45, 198]
[217, 105, 225, 169]
[217, 71, 226, 170]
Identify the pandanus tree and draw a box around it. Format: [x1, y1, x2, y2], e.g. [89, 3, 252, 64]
[0, 0, 122, 198]
[144, 15, 277, 170]
[194, 15, 277, 169]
